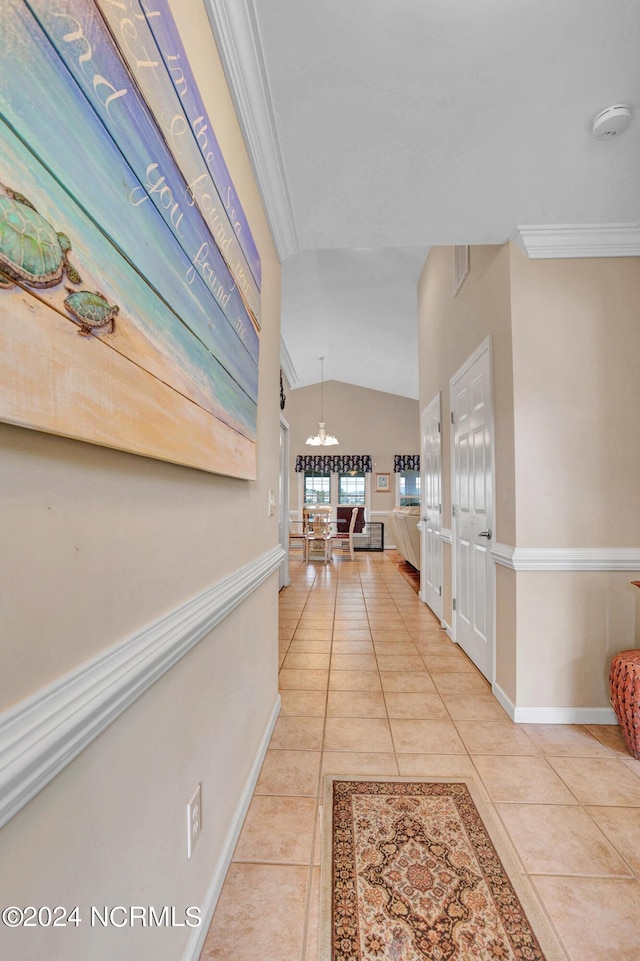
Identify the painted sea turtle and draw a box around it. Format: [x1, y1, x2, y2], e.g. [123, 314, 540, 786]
[0, 187, 82, 289]
[64, 289, 119, 336]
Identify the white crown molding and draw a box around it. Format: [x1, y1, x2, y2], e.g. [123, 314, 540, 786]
[492, 543, 640, 571]
[440, 527, 453, 544]
[493, 683, 617, 725]
[280, 336, 298, 387]
[511, 223, 640, 259]
[0, 545, 285, 830]
[203, 0, 299, 262]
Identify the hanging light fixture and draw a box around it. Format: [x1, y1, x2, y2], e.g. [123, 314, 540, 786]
[305, 357, 339, 446]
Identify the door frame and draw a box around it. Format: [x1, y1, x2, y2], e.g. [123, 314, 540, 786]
[420, 392, 443, 620]
[279, 414, 290, 589]
[448, 336, 496, 683]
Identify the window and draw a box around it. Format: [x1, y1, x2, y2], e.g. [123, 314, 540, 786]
[297, 463, 371, 518]
[304, 470, 331, 504]
[398, 470, 420, 507]
[338, 472, 366, 505]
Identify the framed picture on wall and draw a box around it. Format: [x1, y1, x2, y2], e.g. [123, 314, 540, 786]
[0, 0, 261, 480]
[375, 472, 391, 492]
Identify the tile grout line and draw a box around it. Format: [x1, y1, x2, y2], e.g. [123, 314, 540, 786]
[273, 551, 640, 961]
[299, 550, 340, 961]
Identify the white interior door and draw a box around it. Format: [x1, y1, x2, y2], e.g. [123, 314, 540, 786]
[420, 394, 442, 619]
[450, 340, 494, 681]
[279, 416, 290, 589]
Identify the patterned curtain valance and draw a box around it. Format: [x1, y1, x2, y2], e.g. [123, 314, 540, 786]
[295, 454, 373, 473]
[394, 454, 420, 472]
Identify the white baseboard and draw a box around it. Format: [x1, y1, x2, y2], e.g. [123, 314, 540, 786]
[181, 694, 280, 961]
[492, 682, 617, 724]
[0, 545, 285, 830]
[440, 619, 454, 640]
[492, 682, 515, 718]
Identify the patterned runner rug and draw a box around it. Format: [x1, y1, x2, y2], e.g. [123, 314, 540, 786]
[320, 777, 567, 961]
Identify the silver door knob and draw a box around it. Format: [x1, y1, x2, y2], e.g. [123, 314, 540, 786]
[479, 529, 492, 539]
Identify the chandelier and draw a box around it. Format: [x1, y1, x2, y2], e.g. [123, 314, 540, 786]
[305, 357, 339, 446]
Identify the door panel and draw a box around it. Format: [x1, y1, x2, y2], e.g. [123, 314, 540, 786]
[459, 539, 471, 624]
[420, 394, 442, 619]
[451, 343, 494, 681]
[459, 431, 470, 511]
[279, 418, 290, 589]
[473, 544, 488, 638]
[473, 425, 487, 511]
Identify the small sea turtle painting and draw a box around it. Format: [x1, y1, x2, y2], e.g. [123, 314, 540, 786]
[64, 289, 119, 336]
[0, 187, 82, 289]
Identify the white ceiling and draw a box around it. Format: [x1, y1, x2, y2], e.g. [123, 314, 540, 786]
[206, 0, 640, 397]
[281, 247, 427, 396]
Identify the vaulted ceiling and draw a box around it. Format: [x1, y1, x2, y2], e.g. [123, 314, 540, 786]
[205, 0, 640, 398]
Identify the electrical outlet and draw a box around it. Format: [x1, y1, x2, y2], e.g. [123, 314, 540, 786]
[186, 783, 202, 859]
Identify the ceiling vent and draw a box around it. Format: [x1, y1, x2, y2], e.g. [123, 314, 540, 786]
[592, 105, 632, 140]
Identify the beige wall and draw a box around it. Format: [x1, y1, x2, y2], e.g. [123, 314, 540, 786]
[418, 244, 517, 698]
[509, 245, 640, 547]
[0, 1, 282, 958]
[516, 572, 638, 709]
[286, 379, 420, 523]
[507, 245, 640, 708]
[418, 245, 516, 545]
[417, 242, 640, 711]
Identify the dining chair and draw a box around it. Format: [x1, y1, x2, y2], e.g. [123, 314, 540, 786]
[303, 506, 333, 562]
[288, 519, 306, 552]
[333, 506, 359, 560]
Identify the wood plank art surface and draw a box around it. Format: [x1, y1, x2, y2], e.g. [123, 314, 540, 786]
[0, 0, 261, 478]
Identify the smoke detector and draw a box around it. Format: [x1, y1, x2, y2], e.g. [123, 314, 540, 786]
[592, 104, 632, 140]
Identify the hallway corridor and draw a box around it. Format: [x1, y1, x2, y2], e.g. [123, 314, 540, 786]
[200, 550, 640, 961]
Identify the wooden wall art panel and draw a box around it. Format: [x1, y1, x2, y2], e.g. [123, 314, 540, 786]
[0, 0, 261, 478]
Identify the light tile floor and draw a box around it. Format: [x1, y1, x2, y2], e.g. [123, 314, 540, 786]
[199, 550, 640, 961]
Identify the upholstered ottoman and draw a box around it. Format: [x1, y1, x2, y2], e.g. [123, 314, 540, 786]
[610, 650, 640, 760]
